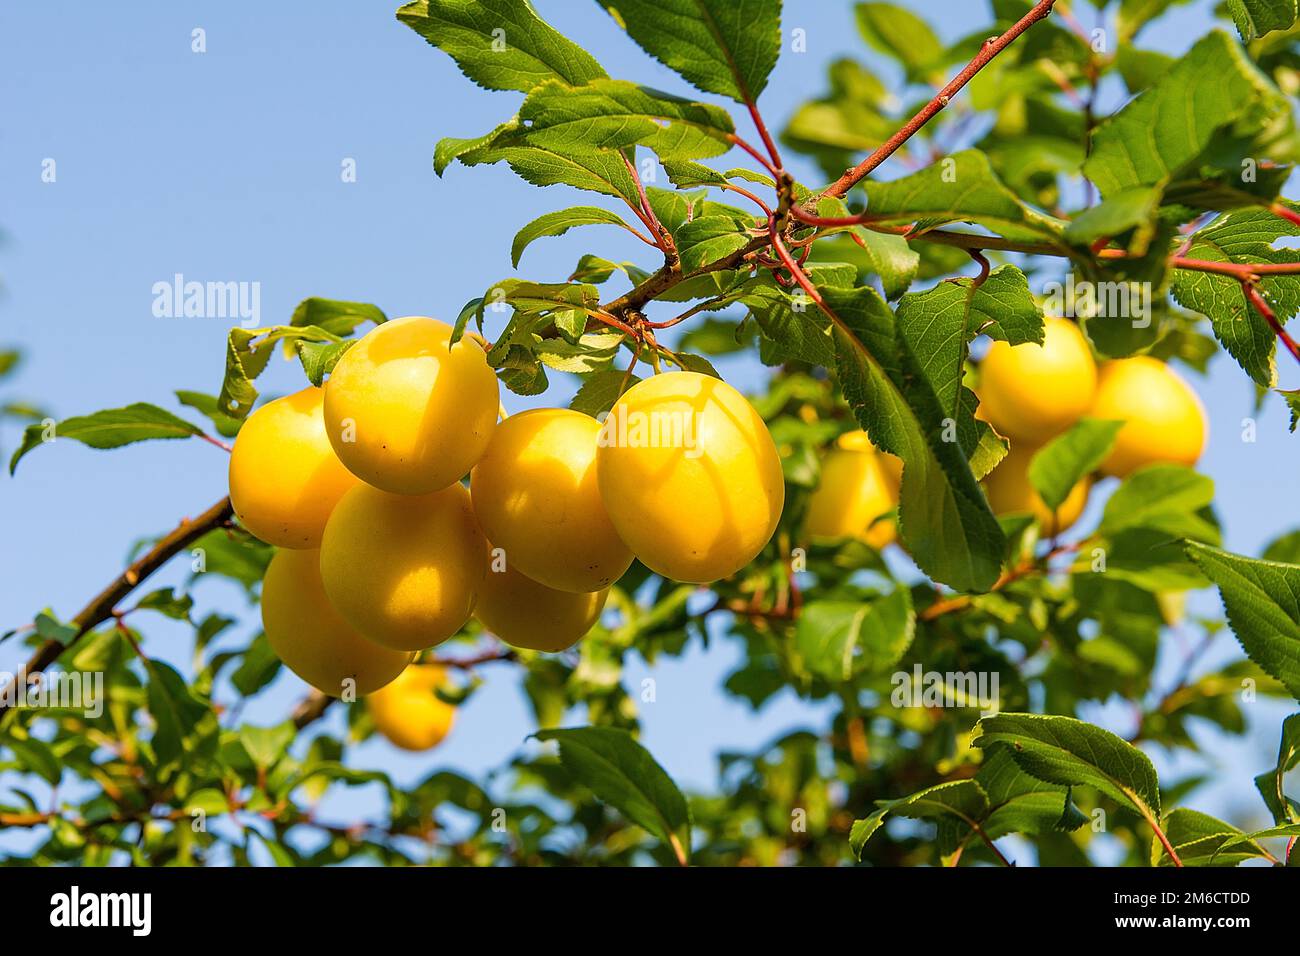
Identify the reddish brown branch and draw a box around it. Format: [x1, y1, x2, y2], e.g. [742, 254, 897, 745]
[1270, 202, 1300, 231]
[1243, 282, 1300, 366]
[821, 0, 1059, 200]
[0, 496, 235, 718]
[727, 133, 781, 178]
[621, 151, 676, 259]
[745, 101, 783, 172]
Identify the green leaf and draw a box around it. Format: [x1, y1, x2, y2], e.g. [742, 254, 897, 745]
[5, 736, 62, 787]
[675, 215, 754, 272]
[294, 339, 356, 387]
[895, 265, 1043, 418]
[598, 0, 781, 104]
[934, 748, 1086, 859]
[145, 659, 211, 769]
[670, 352, 720, 377]
[535, 726, 691, 862]
[518, 79, 734, 161]
[851, 779, 988, 859]
[1281, 387, 1300, 432]
[661, 160, 728, 188]
[34, 610, 78, 646]
[255, 832, 298, 867]
[534, 332, 621, 373]
[1115, 43, 1176, 92]
[829, 285, 1006, 592]
[217, 325, 341, 421]
[1170, 204, 1300, 387]
[134, 587, 194, 622]
[1225, 0, 1298, 42]
[737, 279, 834, 366]
[396, 0, 606, 93]
[10, 403, 207, 476]
[288, 297, 385, 337]
[434, 121, 517, 176]
[1186, 542, 1300, 699]
[457, 133, 642, 205]
[174, 390, 242, 438]
[568, 254, 644, 284]
[862, 150, 1068, 248]
[1084, 31, 1292, 206]
[795, 589, 914, 682]
[1264, 529, 1300, 564]
[481, 279, 603, 327]
[191, 527, 274, 596]
[1212, 822, 1300, 863]
[1028, 418, 1124, 510]
[972, 713, 1163, 821]
[230, 633, 283, 697]
[854, 3, 942, 82]
[806, 196, 921, 299]
[570, 369, 639, 416]
[511, 206, 640, 267]
[1255, 713, 1300, 824]
[1100, 464, 1219, 543]
[1153, 808, 1266, 866]
[239, 722, 296, 771]
[1063, 185, 1164, 252]
[820, 230, 919, 301]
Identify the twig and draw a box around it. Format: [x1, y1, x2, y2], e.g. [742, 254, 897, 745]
[920, 541, 1082, 622]
[820, 0, 1059, 200]
[291, 691, 334, 730]
[745, 100, 783, 172]
[197, 433, 233, 453]
[621, 150, 676, 260]
[0, 497, 235, 718]
[1243, 282, 1300, 366]
[727, 133, 781, 178]
[1270, 202, 1300, 231]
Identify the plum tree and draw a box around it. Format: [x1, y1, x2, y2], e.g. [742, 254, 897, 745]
[596, 371, 784, 584]
[10, 0, 1300, 874]
[977, 317, 1097, 443]
[1090, 356, 1208, 477]
[260, 547, 411, 696]
[366, 664, 457, 752]
[323, 316, 499, 495]
[475, 561, 607, 652]
[228, 386, 357, 548]
[470, 408, 632, 593]
[319, 481, 487, 651]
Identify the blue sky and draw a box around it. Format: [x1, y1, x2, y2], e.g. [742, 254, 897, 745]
[1, 0, 1296, 858]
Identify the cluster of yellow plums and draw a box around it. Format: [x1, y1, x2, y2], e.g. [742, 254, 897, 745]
[229, 316, 784, 749]
[804, 316, 1209, 545]
[229, 312, 1205, 747]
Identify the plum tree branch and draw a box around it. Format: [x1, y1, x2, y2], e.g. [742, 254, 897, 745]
[0, 496, 235, 719]
[819, 0, 1059, 201]
[1242, 281, 1300, 366]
